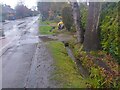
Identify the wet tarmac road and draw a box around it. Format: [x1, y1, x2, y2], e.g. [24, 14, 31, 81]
[1, 16, 43, 88]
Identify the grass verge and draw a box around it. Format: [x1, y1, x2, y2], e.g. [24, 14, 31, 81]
[39, 26, 53, 35]
[46, 41, 87, 88]
[39, 20, 57, 35]
[40, 20, 56, 25]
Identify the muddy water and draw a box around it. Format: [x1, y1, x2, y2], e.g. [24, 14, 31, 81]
[65, 46, 89, 78]
[17, 36, 39, 45]
[39, 35, 57, 42]
[40, 36, 55, 42]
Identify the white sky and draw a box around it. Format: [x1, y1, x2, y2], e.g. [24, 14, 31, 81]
[0, 0, 38, 9]
[0, 0, 118, 9]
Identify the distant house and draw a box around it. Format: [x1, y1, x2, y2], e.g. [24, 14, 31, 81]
[0, 4, 4, 22]
[2, 5, 16, 20]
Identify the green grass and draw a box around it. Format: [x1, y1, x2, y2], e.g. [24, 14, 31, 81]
[39, 26, 54, 35]
[47, 41, 87, 88]
[39, 20, 57, 35]
[40, 20, 55, 25]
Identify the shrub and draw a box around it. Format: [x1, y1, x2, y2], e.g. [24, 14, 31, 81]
[100, 2, 119, 62]
[62, 6, 73, 31]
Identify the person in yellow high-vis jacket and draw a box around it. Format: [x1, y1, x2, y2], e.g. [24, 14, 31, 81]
[57, 21, 64, 30]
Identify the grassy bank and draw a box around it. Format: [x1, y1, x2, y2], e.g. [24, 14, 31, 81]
[46, 41, 88, 88]
[40, 20, 56, 25]
[67, 37, 120, 88]
[39, 20, 57, 35]
[39, 26, 54, 35]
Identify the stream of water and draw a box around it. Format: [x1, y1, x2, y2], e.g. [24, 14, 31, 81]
[65, 46, 89, 78]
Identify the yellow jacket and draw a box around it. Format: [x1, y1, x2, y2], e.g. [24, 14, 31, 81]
[58, 21, 64, 26]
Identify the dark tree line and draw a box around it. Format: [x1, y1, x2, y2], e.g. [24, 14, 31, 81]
[1, 3, 38, 21]
[37, 2, 66, 21]
[15, 3, 38, 19]
[37, 2, 50, 20]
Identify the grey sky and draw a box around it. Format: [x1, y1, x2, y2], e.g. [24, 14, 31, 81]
[0, 0, 38, 9]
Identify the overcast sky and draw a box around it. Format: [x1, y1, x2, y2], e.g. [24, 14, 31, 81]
[0, 0, 38, 9]
[0, 0, 118, 9]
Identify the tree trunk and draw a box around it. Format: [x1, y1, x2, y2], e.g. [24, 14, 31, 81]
[71, 2, 84, 43]
[83, 2, 101, 51]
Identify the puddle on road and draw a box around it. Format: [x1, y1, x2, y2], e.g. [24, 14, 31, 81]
[5, 25, 19, 37]
[39, 35, 57, 42]
[17, 36, 40, 45]
[40, 37, 56, 42]
[18, 24, 27, 29]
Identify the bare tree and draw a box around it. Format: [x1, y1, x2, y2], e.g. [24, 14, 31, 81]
[70, 1, 84, 43]
[83, 2, 102, 51]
